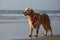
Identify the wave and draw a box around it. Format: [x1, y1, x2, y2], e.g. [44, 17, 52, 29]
[0, 13, 60, 23]
[0, 14, 24, 16]
[0, 14, 60, 17]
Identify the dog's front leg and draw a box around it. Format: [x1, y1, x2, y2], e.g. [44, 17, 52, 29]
[35, 27, 39, 37]
[29, 26, 33, 37]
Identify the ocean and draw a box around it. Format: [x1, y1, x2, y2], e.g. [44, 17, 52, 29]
[0, 11, 60, 40]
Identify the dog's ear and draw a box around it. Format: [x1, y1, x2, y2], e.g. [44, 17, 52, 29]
[31, 10, 33, 13]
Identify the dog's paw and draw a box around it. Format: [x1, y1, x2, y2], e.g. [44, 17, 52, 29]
[29, 35, 32, 37]
[51, 34, 53, 36]
[44, 34, 47, 36]
[35, 35, 38, 37]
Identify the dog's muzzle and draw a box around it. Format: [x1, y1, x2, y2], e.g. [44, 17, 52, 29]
[23, 12, 28, 15]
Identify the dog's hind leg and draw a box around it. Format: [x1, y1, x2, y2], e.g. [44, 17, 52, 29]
[51, 29, 52, 36]
[45, 30, 47, 36]
[48, 25, 53, 36]
[42, 24, 48, 36]
[43, 24, 52, 36]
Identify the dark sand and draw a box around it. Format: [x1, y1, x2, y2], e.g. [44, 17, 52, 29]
[13, 35, 60, 40]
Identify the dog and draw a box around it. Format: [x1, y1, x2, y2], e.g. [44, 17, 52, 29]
[23, 7, 52, 37]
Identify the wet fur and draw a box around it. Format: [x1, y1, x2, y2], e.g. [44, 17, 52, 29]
[23, 8, 52, 37]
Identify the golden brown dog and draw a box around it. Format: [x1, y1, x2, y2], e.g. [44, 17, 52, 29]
[23, 7, 52, 37]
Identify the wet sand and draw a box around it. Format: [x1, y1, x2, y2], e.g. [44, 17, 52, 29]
[13, 35, 60, 40]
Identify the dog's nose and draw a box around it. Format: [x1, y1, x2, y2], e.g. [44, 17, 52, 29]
[23, 11, 26, 14]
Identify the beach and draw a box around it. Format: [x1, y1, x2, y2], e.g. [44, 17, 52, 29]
[0, 12, 60, 40]
[0, 0, 60, 40]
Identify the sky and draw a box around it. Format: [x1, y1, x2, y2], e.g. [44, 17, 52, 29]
[0, 0, 60, 10]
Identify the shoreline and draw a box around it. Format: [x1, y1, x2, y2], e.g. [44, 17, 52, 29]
[13, 35, 60, 40]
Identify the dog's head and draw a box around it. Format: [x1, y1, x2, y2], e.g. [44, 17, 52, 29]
[23, 7, 33, 16]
